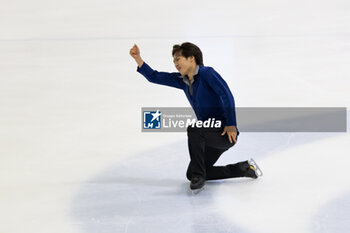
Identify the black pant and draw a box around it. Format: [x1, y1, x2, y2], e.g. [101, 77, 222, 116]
[186, 125, 249, 181]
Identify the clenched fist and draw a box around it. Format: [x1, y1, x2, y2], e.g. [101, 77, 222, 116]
[129, 44, 144, 67]
[129, 44, 140, 59]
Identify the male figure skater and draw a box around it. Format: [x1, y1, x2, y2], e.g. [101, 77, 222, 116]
[130, 42, 262, 191]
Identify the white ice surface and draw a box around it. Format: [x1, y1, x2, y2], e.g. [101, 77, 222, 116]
[0, 1, 350, 233]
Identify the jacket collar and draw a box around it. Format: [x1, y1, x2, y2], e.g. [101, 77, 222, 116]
[180, 65, 200, 85]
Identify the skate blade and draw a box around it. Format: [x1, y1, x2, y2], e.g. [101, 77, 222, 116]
[191, 187, 204, 195]
[249, 158, 263, 177]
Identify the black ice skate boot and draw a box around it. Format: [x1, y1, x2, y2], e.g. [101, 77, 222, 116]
[245, 158, 263, 179]
[190, 176, 205, 192]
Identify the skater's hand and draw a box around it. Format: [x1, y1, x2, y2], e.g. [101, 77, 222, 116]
[129, 44, 144, 67]
[129, 44, 140, 59]
[221, 126, 237, 144]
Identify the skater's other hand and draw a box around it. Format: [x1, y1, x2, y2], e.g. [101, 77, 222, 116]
[221, 126, 237, 144]
[129, 44, 144, 67]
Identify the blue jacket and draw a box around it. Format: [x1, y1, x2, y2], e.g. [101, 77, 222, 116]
[137, 62, 238, 130]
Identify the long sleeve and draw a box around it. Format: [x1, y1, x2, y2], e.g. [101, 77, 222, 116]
[137, 62, 185, 90]
[202, 67, 237, 126]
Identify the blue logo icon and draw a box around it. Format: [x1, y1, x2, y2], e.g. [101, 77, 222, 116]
[143, 110, 162, 129]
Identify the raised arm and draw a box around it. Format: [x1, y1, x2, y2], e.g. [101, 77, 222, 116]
[129, 44, 185, 90]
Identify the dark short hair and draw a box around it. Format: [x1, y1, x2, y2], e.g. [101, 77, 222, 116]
[172, 42, 204, 66]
